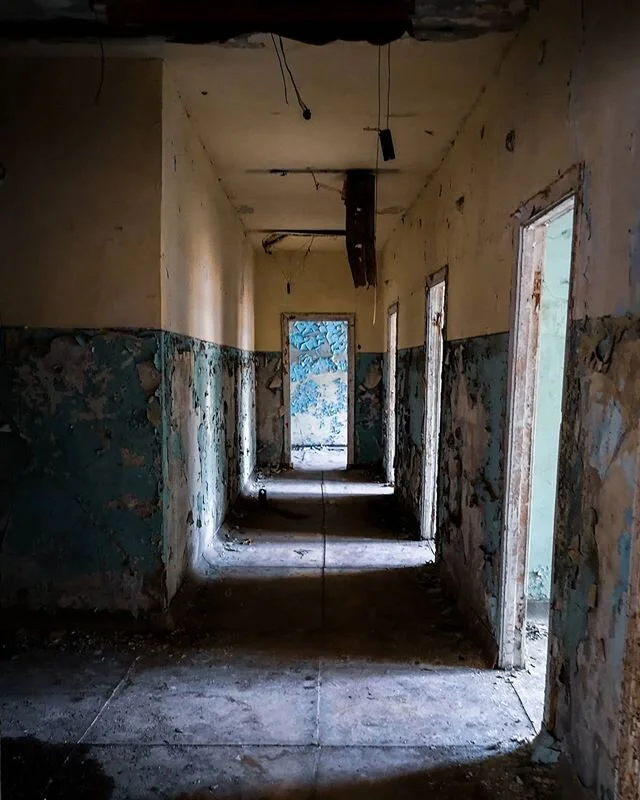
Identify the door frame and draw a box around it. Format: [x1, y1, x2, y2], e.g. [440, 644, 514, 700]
[385, 302, 399, 484]
[281, 312, 356, 467]
[421, 266, 448, 542]
[498, 166, 582, 673]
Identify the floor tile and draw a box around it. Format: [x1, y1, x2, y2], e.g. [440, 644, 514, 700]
[86, 654, 319, 745]
[318, 663, 534, 747]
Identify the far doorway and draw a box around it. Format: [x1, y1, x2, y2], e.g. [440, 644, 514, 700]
[421, 269, 446, 542]
[385, 303, 398, 485]
[282, 313, 355, 471]
[499, 192, 576, 732]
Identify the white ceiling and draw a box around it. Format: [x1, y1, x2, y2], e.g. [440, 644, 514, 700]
[167, 33, 510, 251]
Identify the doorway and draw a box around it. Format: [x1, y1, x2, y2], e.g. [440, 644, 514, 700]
[421, 269, 447, 542]
[385, 303, 398, 485]
[282, 313, 355, 470]
[499, 192, 576, 731]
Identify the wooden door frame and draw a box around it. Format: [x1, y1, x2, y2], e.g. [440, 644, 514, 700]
[385, 302, 399, 484]
[498, 166, 582, 675]
[421, 266, 447, 542]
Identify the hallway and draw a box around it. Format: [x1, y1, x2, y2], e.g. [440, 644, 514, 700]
[2, 472, 559, 799]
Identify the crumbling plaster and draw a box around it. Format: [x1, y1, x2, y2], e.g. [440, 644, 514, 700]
[377, 1, 640, 795]
[0, 329, 165, 612]
[0, 57, 257, 614]
[394, 346, 426, 527]
[161, 67, 256, 595]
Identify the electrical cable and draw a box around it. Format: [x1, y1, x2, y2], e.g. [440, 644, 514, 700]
[373, 48, 381, 306]
[377, 46, 382, 136]
[386, 43, 391, 129]
[375, 48, 381, 218]
[277, 36, 312, 120]
[271, 34, 289, 105]
[281, 236, 315, 294]
[88, 0, 105, 103]
[95, 37, 105, 104]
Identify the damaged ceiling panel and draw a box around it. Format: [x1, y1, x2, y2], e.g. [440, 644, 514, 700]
[0, 0, 530, 43]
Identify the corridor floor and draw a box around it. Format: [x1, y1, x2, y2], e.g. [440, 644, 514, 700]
[1, 470, 562, 799]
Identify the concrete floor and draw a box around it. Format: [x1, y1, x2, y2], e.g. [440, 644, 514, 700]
[1, 470, 561, 799]
[290, 447, 347, 471]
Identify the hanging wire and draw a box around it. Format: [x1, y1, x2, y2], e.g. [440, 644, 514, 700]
[88, 0, 105, 103]
[277, 36, 311, 118]
[386, 47, 391, 128]
[281, 236, 315, 293]
[376, 46, 382, 135]
[271, 34, 289, 105]
[373, 48, 382, 317]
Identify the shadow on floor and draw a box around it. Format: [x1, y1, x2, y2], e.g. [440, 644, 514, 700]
[2, 738, 562, 800]
[2, 737, 114, 800]
[171, 749, 561, 800]
[225, 494, 412, 539]
[168, 565, 487, 667]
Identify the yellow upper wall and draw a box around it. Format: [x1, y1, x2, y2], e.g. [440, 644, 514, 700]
[161, 68, 254, 350]
[254, 250, 381, 352]
[381, 0, 640, 347]
[0, 58, 163, 329]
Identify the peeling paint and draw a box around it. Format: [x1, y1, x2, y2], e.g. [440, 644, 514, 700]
[0, 327, 164, 613]
[439, 333, 509, 643]
[355, 353, 383, 467]
[551, 314, 640, 798]
[255, 352, 284, 468]
[256, 351, 383, 468]
[161, 332, 256, 598]
[394, 346, 425, 526]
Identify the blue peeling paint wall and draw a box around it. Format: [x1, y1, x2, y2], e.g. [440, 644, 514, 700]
[355, 352, 383, 467]
[549, 315, 640, 794]
[161, 334, 255, 596]
[0, 328, 165, 612]
[288, 320, 348, 449]
[439, 333, 509, 653]
[0, 328, 256, 613]
[395, 346, 426, 530]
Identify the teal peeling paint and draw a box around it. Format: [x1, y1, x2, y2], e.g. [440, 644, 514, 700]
[395, 346, 425, 525]
[162, 331, 255, 566]
[440, 332, 509, 631]
[355, 352, 383, 467]
[0, 327, 164, 611]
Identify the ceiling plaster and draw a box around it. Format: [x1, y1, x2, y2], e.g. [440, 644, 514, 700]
[166, 33, 512, 250]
